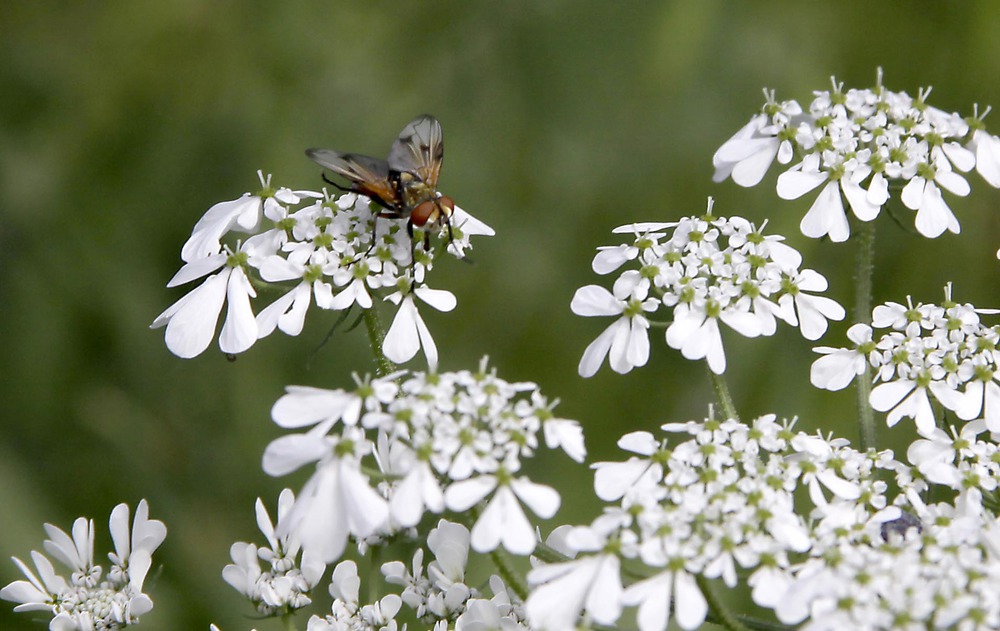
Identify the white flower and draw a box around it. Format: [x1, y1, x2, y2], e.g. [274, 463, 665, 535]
[151, 248, 258, 358]
[571, 271, 657, 377]
[1, 501, 164, 630]
[526, 551, 623, 629]
[621, 569, 708, 631]
[666, 299, 761, 375]
[900, 164, 967, 238]
[777, 268, 845, 340]
[969, 124, 1000, 187]
[263, 429, 389, 563]
[715, 77, 1000, 241]
[388, 458, 445, 528]
[222, 490, 325, 615]
[542, 419, 587, 463]
[777, 160, 851, 243]
[810, 323, 874, 390]
[383, 287, 457, 371]
[444, 474, 560, 555]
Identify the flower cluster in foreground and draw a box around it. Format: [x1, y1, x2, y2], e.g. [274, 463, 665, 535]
[259, 358, 584, 567]
[812, 284, 1000, 436]
[308, 520, 527, 631]
[524, 412, 1000, 631]
[151, 171, 493, 368]
[714, 73, 1000, 241]
[1, 501, 165, 631]
[222, 489, 326, 617]
[572, 202, 844, 375]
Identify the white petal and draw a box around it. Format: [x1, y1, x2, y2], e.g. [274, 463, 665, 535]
[166, 253, 227, 287]
[870, 380, 915, 412]
[444, 476, 497, 512]
[730, 141, 780, 188]
[219, 268, 258, 354]
[673, 570, 709, 630]
[900, 176, 926, 211]
[942, 142, 976, 172]
[543, 419, 587, 463]
[415, 286, 457, 312]
[578, 319, 627, 378]
[383, 297, 421, 364]
[914, 182, 958, 238]
[511, 477, 560, 519]
[720, 308, 763, 338]
[571, 285, 622, 317]
[271, 387, 354, 428]
[936, 170, 971, 196]
[799, 180, 849, 242]
[160, 272, 229, 358]
[777, 169, 827, 200]
[841, 177, 880, 221]
[471, 486, 534, 554]
[810, 351, 863, 391]
[261, 434, 329, 476]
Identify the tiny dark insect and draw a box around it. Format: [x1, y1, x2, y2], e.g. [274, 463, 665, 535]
[306, 115, 455, 261]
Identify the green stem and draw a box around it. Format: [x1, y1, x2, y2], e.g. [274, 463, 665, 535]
[280, 613, 298, 631]
[696, 574, 754, 631]
[489, 545, 529, 601]
[708, 364, 740, 422]
[362, 307, 397, 377]
[853, 221, 877, 451]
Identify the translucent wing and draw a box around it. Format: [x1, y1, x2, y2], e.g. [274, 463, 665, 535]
[387, 115, 444, 188]
[305, 148, 398, 209]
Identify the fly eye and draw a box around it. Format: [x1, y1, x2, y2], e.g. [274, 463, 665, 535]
[438, 196, 455, 212]
[411, 200, 437, 227]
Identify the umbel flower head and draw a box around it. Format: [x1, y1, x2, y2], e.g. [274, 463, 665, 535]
[310, 520, 528, 631]
[525, 410, 1000, 631]
[811, 283, 1000, 436]
[1, 500, 166, 630]
[714, 70, 1000, 241]
[572, 199, 844, 376]
[222, 489, 326, 618]
[260, 357, 583, 564]
[151, 170, 493, 368]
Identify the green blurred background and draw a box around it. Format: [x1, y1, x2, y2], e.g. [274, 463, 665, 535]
[3, 1, 1000, 629]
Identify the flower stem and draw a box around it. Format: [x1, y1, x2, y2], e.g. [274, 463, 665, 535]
[708, 364, 740, 422]
[362, 307, 396, 377]
[489, 545, 529, 601]
[696, 574, 753, 631]
[280, 614, 298, 631]
[854, 220, 877, 451]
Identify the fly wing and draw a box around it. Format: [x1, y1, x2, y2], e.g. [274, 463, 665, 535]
[305, 148, 398, 208]
[386, 115, 443, 188]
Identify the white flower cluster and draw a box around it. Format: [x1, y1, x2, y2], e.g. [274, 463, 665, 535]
[151, 171, 493, 368]
[781, 467, 1000, 629]
[525, 412, 1000, 631]
[0, 501, 166, 631]
[261, 358, 584, 566]
[812, 285, 1000, 436]
[714, 74, 1000, 241]
[572, 204, 844, 376]
[310, 520, 526, 631]
[222, 490, 325, 617]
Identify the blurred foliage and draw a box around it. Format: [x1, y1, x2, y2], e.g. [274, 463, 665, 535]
[2, 1, 1000, 629]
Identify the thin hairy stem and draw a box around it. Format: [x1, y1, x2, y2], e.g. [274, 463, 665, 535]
[362, 307, 397, 377]
[854, 220, 877, 451]
[708, 364, 740, 421]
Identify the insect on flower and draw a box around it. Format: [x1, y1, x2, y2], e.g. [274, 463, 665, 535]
[306, 115, 456, 259]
